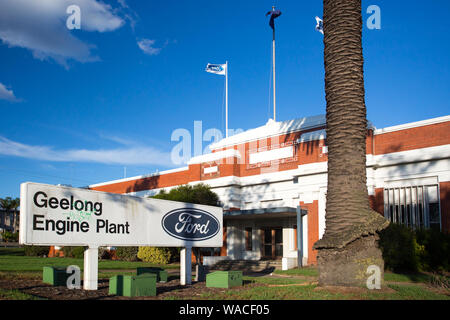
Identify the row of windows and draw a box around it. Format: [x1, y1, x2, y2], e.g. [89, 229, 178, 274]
[383, 185, 441, 231]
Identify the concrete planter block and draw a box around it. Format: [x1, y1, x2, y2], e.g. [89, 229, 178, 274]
[206, 271, 243, 288]
[136, 267, 168, 283]
[42, 266, 69, 286]
[108, 275, 124, 296]
[109, 274, 157, 297]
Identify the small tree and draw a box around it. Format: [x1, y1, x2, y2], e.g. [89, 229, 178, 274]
[152, 184, 219, 206]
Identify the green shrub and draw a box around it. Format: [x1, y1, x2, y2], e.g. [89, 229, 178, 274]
[137, 247, 171, 264]
[62, 246, 87, 259]
[24, 245, 50, 257]
[1, 231, 19, 242]
[169, 247, 181, 263]
[379, 223, 450, 273]
[428, 273, 450, 289]
[379, 223, 420, 273]
[415, 228, 450, 272]
[115, 247, 139, 261]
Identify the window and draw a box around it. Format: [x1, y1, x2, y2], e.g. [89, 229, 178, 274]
[384, 185, 441, 230]
[245, 227, 253, 251]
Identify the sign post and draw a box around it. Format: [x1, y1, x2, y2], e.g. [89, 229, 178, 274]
[19, 182, 223, 290]
[84, 246, 98, 290]
[180, 246, 192, 285]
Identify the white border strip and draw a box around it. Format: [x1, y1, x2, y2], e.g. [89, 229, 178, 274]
[188, 149, 241, 165]
[374, 115, 450, 135]
[89, 166, 189, 188]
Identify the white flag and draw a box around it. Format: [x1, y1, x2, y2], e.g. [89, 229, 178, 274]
[205, 63, 226, 75]
[315, 16, 324, 35]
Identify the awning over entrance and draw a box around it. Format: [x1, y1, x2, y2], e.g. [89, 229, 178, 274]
[224, 206, 307, 220]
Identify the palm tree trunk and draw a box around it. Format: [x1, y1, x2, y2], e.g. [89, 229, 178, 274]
[313, 0, 389, 287]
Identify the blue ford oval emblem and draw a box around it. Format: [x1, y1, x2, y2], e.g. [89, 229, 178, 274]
[210, 66, 222, 72]
[162, 208, 220, 241]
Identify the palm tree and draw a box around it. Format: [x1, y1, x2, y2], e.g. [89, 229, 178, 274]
[312, 0, 389, 286]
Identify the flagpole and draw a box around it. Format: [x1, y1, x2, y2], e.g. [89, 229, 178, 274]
[272, 25, 276, 122]
[271, 6, 276, 122]
[225, 61, 228, 138]
[267, 6, 280, 122]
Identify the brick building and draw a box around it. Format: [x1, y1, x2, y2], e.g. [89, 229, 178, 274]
[89, 114, 450, 268]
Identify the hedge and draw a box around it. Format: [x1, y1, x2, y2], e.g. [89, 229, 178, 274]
[379, 223, 450, 273]
[1, 231, 19, 242]
[137, 247, 172, 264]
[115, 247, 139, 261]
[62, 246, 87, 259]
[24, 245, 50, 257]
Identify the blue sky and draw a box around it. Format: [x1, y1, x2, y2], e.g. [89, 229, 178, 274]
[0, 0, 449, 198]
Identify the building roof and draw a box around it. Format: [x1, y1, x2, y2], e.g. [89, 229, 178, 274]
[209, 115, 327, 150]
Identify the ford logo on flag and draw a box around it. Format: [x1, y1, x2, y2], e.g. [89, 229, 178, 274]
[162, 208, 220, 241]
[207, 65, 222, 72]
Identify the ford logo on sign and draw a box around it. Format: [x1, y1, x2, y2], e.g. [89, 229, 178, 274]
[162, 208, 220, 241]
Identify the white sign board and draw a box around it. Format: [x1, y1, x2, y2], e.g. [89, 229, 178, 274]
[19, 182, 223, 248]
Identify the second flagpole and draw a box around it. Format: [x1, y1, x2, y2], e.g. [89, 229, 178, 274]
[267, 6, 280, 122]
[225, 61, 228, 138]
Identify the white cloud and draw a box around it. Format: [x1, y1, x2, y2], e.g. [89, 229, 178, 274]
[117, 0, 129, 9]
[115, 0, 139, 31]
[0, 83, 20, 102]
[0, 136, 173, 166]
[0, 0, 125, 67]
[137, 39, 163, 56]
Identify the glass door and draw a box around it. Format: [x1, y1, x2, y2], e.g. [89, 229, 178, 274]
[262, 227, 283, 259]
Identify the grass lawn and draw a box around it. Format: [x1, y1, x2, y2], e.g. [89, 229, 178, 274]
[273, 267, 319, 277]
[383, 272, 432, 283]
[198, 282, 449, 300]
[0, 247, 449, 300]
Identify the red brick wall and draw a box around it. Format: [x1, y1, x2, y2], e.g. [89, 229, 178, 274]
[221, 222, 227, 256]
[369, 188, 385, 216]
[300, 200, 319, 265]
[91, 169, 191, 194]
[440, 181, 450, 233]
[91, 164, 203, 194]
[374, 122, 450, 155]
[366, 129, 375, 155]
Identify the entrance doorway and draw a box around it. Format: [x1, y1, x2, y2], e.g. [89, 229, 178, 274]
[261, 227, 283, 259]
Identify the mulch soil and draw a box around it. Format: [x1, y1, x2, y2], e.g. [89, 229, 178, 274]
[0, 276, 261, 300]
